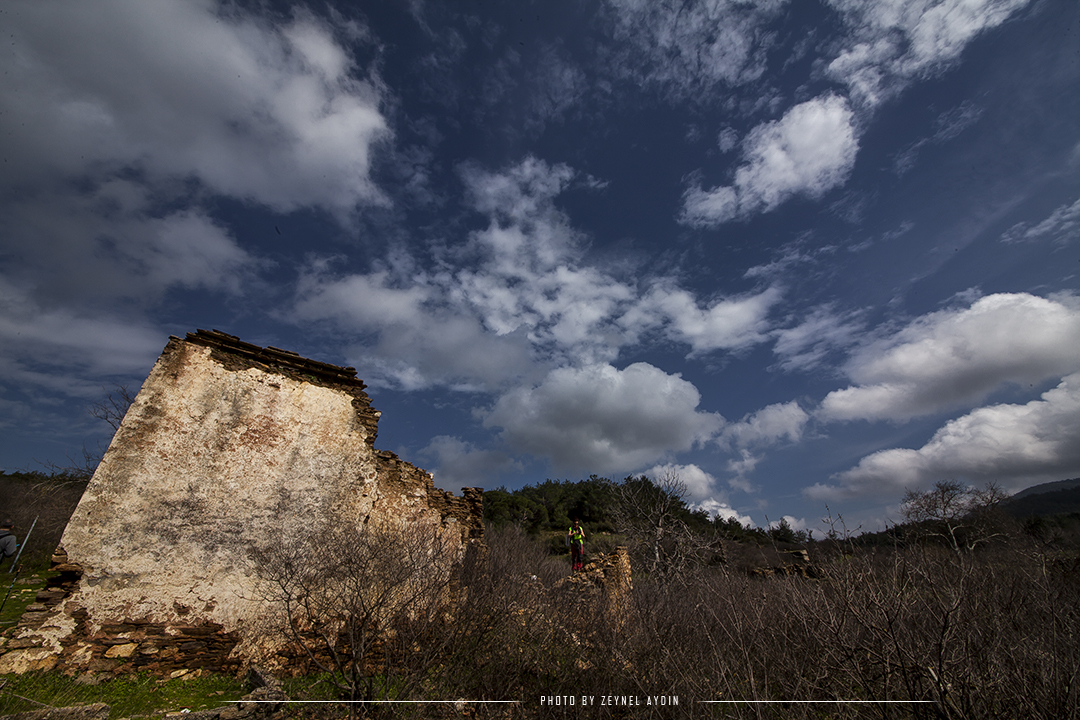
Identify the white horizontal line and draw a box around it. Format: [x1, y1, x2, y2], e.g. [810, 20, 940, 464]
[228, 700, 520, 704]
[698, 700, 934, 704]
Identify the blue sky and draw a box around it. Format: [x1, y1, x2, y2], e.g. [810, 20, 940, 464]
[2, 0, 1078, 532]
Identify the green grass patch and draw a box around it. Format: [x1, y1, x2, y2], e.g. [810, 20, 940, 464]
[0, 570, 51, 628]
[0, 671, 245, 718]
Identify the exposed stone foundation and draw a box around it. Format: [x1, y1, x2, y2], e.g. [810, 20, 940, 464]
[554, 547, 633, 630]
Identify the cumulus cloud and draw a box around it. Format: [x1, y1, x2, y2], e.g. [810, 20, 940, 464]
[293, 265, 536, 391]
[642, 463, 720, 501]
[2, 0, 388, 213]
[454, 157, 644, 363]
[717, 402, 809, 488]
[641, 462, 756, 527]
[719, 402, 809, 450]
[771, 516, 811, 534]
[630, 284, 783, 355]
[291, 156, 784, 392]
[825, 0, 1031, 108]
[288, 157, 641, 388]
[483, 363, 723, 475]
[681, 95, 858, 226]
[810, 371, 1080, 500]
[4, 187, 259, 306]
[698, 500, 756, 527]
[820, 293, 1080, 422]
[1, 0, 391, 402]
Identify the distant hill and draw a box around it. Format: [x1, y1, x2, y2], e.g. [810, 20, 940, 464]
[1004, 482, 1080, 519]
[1010, 478, 1080, 500]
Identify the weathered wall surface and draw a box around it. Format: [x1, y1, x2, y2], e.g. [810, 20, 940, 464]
[0, 330, 483, 676]
[554, 547, 633, 631]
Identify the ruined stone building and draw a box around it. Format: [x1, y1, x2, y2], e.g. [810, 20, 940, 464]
[0, 330, 484, 676]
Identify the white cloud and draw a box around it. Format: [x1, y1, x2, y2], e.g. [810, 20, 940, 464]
[457, 158, 783, 363]
[717, 402, 809, 489]
[454, 158, 642, 364]
[820, 293, 1080, 422]
[0, 0, 390, 405]
[461, 157, 577, 227]
[811, 371, 1080, 500]
[720, 402, 809, 450]
[634, 284, 784, 354]
[634, 465, 757, 528]
[2, 0, 389, 214]
[698, 500, 756, 527]
[295, 270, 434, 328]
[681, 95, 858, 225]
[601, 0, 785, 98]
[1001, 196, 1080, 246]
[0, 278, 164, 382]
[290, 157, 784, 393]
[826, 0, 1031, 108]
[773, 304, 865, 372]
[293, 265, 536, 391]
[642, 463, 720, 501]
[4, 187, 259, 306]
[483, 363, 723, 475]
[771, 515, 811, 534]
[420, 435, 520, 493]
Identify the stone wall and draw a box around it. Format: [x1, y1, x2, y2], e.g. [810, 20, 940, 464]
[554, 547, 633, 631]
[0, 330, 483, 676]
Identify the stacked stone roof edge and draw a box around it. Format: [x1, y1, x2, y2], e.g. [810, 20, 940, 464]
[183, 329, 366, 389]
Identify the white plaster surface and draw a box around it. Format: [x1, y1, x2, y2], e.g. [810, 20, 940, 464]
[21, 338, 457, 665]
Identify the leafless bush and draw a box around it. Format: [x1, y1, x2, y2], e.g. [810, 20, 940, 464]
[611, 472, 723, 581]
[88, 384, 136, 432]
[0, 472, 87, 569]
[251, 516, 1076, 720]
[582, 547, 1057, 718]
[248, 517, 459, 713]
[902, 480, 1013, 553]
[422, 524, 573, 705]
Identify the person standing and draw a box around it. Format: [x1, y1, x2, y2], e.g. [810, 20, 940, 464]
[567, 519, 585, 572]
[0, 521, 17, 571]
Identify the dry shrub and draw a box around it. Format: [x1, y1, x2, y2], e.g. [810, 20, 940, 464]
[600, 542, 1079, 719]
[437, 527, 1078, 720]
[0, 472, 87, 570]
[245, 521, 1078, 720]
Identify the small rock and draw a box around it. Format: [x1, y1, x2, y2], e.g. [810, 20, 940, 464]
[104, 642, 138, 658]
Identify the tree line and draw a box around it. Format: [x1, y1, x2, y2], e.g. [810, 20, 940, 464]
[484, 473, 807, 545]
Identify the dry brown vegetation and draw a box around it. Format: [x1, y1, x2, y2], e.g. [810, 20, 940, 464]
[3, 464, 1077, 719]
[0, 472, 87, 570]
[263, 520, 1078, 720]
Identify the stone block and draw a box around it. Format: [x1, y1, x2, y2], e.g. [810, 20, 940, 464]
[103, 642, 138, 658]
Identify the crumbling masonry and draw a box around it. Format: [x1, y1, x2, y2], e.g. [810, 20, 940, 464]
[0, 330, 483, 676]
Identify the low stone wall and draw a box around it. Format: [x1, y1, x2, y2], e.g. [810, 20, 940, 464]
[554, 547, 633, 630]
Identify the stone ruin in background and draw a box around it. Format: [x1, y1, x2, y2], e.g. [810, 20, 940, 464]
[0, 330, 484, 676]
